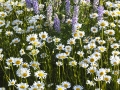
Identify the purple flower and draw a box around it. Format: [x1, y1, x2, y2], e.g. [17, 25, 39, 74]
[73, 5, 79, 17]
[25, 0, 32, 8]
[65, 0, 70, 17]
[98, 6, 104, 20]
[47, 5, 53, 21]
[72, 17, 78, 32]
[54, 14, 61, 33]
[93, 0, 99, 11]
[74, 0, 79, 5]
[85, 0, 90, 3]
[32, 0, 39, 14]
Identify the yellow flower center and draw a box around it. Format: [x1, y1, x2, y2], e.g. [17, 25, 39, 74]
[90, 69, 95, 73]
[22, 73, 27, 77]
[100, 72, 104, 76]
[30, 37, 35, 41]
[41, 35, 46, 38]
[0, 22, 3, 24]
[8, 59, 12, 63]
[100, 23, 105, 27]
[37, 84, 42, 87]
[20, 85, 25, 89]
[90, 58, 94, 62]
[64, 84, 68, 88]
[58, 88, 63, 90]
[38, 73, 44, 77]
[76, 88, 80, 90]
[16, 60, 21, 65]
[104, 77, 109, 81]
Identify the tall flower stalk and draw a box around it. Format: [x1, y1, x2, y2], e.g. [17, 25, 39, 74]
[25, 0, 32, 8]
[32, 0, 39, 14]
[65, 0, 70, 18]
[54, 14, 61, 33]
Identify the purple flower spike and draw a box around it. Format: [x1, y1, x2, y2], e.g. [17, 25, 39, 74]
[25, 0, 32, 8]
[32, 0, 39, 14]
[93, 0, 99, 11]
[85, 0, 90, 3]
[65, 0, 70, 17]
[73, 5, 79, 17]
[54, 14, 61, 33]
[47, 5, 53, 21]
[72, 17, 78, 32]
[98, 6, 104, 20]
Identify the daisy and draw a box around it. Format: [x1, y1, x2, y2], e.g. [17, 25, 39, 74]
[87, 66, 97, 74]
[33, 81, 44, 89]
[6, 57, 14, 66]
[16, 68, 31, 78]
[98, 20, 108, 28]
[40, 53, 47, 58]
[8, 79, 16, 86]
[16, 82, 29, 90]
[110, 22, 116, 27]
[79, 31, 85, 38]
[26, 26, 34, 33]
[53, 37, 61, 43]
[103, 75, 111, 83]
[26, 45, 33, 50]
[107, 29, 115, 36]
[19, 49, 25, 56]
[112, 50, 120, 56]
[39, 31, 48, 40]
[13, 58, 23, 67]
[29, 49, 39, 56]
[69, 60, 77, 66]
[56, 44, 64, 51]
[98, 40, 106, 45]
[5, 31, 13, 36]
[0, 20, 5, 27]
[88, 43, 96, 49]
[86, 80, 96, 86]
[72, 31, 80, 39]
[98, 46, 106, 52]
[108, 37, 116, 43]
[30, 61, 40, 70]
[90, 13, 98, 18]
[67, 38, 76, 45]
[20, 62, 29, 68]
[73, 85, 83, 90]
[96, 68, 106, 77]
[105, 1, 113, 8]
[111, 43, 119, 49]
[46, 36, 53, 43]
[11, 38, 20, 44]
[66, 19, 72, 24]
[0, 12, 7, 17]
[61, 81, 71, 89]
[77, 51, 84, 57]
[35, 70, 47, 79]
[26, 34, 38, 43]
[56, 53, 67, 60]
[109, 11, 118, 17]
[56, 61, 63, 66]
[91, 27, 98, 33]
[64, 45, 72, 52]
[56, 85, 66, 90]
[74, 23, 82, 30]
[29, 85, 39, 90]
